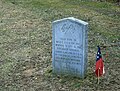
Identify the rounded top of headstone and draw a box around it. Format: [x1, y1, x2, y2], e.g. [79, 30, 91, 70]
[53, 17, 88, 25]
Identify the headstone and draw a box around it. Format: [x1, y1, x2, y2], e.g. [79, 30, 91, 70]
[52, 17, 88, 78]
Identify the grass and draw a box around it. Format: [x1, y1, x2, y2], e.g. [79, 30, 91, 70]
[0, 0, 120, 91]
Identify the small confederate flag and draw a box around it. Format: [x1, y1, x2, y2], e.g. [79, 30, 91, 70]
[95, 46, 105, 77]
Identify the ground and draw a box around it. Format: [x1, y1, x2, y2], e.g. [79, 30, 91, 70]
[0, 0, 120, 91]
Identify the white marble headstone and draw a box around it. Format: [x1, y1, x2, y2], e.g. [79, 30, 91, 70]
[52, 17, 88, 78]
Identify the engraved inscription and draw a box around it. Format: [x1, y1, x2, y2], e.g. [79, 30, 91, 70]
[55, 37, 83, 64]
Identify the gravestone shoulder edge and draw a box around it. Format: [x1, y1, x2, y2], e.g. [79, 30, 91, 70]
[53, 17, 88, 26]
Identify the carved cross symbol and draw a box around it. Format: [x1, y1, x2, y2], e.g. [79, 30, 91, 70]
[61, 24, 75, 34]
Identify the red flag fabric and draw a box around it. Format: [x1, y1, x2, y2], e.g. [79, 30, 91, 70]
[95, 58, 104, 77]
[95, 46, 105, 77]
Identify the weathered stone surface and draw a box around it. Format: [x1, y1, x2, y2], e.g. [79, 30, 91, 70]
[52, 17, 88, 78]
